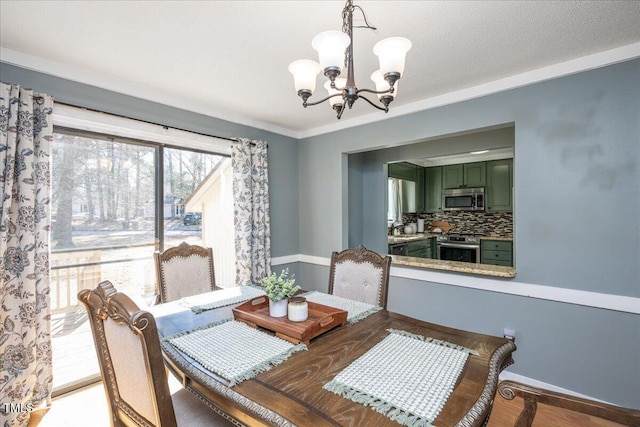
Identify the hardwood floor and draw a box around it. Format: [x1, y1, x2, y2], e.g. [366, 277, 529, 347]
[28, 382, 109, 427]
[487, 393, 626, 427]
[29, 382, 626, 427]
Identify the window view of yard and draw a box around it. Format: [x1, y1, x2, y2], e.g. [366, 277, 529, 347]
[50, 129, 229, 393]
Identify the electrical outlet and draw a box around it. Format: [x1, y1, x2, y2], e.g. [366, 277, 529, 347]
[503, 328, 516, 339]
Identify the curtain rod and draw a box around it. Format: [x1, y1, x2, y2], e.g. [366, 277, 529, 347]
[55, 101, 238, 143]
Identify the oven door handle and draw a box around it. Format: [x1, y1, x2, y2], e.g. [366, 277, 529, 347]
[438, 243, 480, 250]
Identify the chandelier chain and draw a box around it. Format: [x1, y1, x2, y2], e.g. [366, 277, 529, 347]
[341, 0, 377, 71]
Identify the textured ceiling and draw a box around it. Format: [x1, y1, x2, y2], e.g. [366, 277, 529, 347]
[1, 1, 639, 137]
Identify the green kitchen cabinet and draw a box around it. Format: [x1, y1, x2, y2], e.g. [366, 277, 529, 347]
[442, 164, 464, 188]
[407, 240, 428, 258]
[443, 162, 486, 188]
[415, 166, 425, 212]
[424, 166, 442, 212]
[481, 239, 513, 266]
[407, 237, 438, 258]
[486, 159, 513, 212]
[463, 162, 486, 187]
[426, 236, 437, 259]
[388, 162, 416, 181]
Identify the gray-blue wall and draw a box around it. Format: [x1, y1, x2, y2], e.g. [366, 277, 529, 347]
[299, 60, 639, 297]
[3, 58, 639, 408]
[298, 59, 640, 407]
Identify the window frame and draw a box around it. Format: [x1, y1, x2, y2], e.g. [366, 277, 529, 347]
[50, 105, 232, 395]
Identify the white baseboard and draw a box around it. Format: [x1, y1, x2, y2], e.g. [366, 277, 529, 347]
[270, 254, 301, 266]
[498, 371, 612, 404]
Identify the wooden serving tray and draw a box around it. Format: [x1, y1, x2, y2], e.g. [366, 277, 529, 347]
[232, 296, 348, 345]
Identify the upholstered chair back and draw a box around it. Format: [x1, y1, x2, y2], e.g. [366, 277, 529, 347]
[328, 245, 391, 308]
[79, 281, 178, 427]
[154, 242, 216, 303]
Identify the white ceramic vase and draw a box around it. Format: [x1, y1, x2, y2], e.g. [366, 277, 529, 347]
[269, 299, 288, 317]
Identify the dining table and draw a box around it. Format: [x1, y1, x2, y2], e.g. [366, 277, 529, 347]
[148, 291, 516, 427]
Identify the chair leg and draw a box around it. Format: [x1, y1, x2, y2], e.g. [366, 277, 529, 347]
[514, 397, 537, 427]
[499, 380, 640, 427]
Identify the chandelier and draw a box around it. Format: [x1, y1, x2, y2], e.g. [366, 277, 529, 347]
[288, 0, 411, 119]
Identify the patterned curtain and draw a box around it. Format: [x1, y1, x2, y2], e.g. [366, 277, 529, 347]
[0, 83, 54, 426]
[232, 138, 271, 285]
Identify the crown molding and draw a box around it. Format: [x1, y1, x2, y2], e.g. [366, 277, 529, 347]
[297, 42, 640, 139]
[3, 42, 639, 140]
[0, 47, 298, 138]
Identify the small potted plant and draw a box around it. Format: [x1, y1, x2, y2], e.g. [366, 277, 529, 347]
[259, 269, 300, 317]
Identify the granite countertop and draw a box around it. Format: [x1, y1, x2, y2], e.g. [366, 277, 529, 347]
[388, 234, 513, 244]
[388, 233, 439, 244]
[390, 255, 516, 278]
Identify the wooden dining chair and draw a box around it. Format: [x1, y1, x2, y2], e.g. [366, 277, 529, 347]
[154, 242, 216, 303]
[328, 245, 392, 308]
[78, 281, 236, 427]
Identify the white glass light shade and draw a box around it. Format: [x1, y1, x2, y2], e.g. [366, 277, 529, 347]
[324, 78, 346, 107]
[312, 31, 351, 72]
[288, 59, 321, 93]
[373, 37, 412, 76]
[370, 71, 397, 99]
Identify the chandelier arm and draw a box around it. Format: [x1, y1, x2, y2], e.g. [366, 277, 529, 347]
[303, 92, 345, 107]
[356, 87, 393, 96]
[358, 95, 388, 111]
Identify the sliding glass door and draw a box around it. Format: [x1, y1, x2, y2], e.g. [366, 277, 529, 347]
[162, 147, 235, 287]
[50, 128, 232, 394]
[50, 130, 158, 393]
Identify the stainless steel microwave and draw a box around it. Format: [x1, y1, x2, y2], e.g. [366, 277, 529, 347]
[442, 187, 485, 212]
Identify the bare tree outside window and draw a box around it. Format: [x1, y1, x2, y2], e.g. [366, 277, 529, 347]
[162, 147, 224, 248]
[50, 129, 229, 393]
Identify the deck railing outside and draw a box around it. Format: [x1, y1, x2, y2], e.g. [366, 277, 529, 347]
[50, 249, 102, 313]
[50, 244, 158, 313]
[50, 244, 159, 393]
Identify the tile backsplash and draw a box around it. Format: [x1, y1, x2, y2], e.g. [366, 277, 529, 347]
[402, 211, 513, 237]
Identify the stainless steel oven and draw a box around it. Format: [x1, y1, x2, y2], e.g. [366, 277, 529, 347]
[437, 235, 480, 263]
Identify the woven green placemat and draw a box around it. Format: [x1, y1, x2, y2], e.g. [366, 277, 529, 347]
[180, 285, 266, 313]
[301, 291, 381, 323]
[165, 320, 306, 386]
[324, 329, 477, 426]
